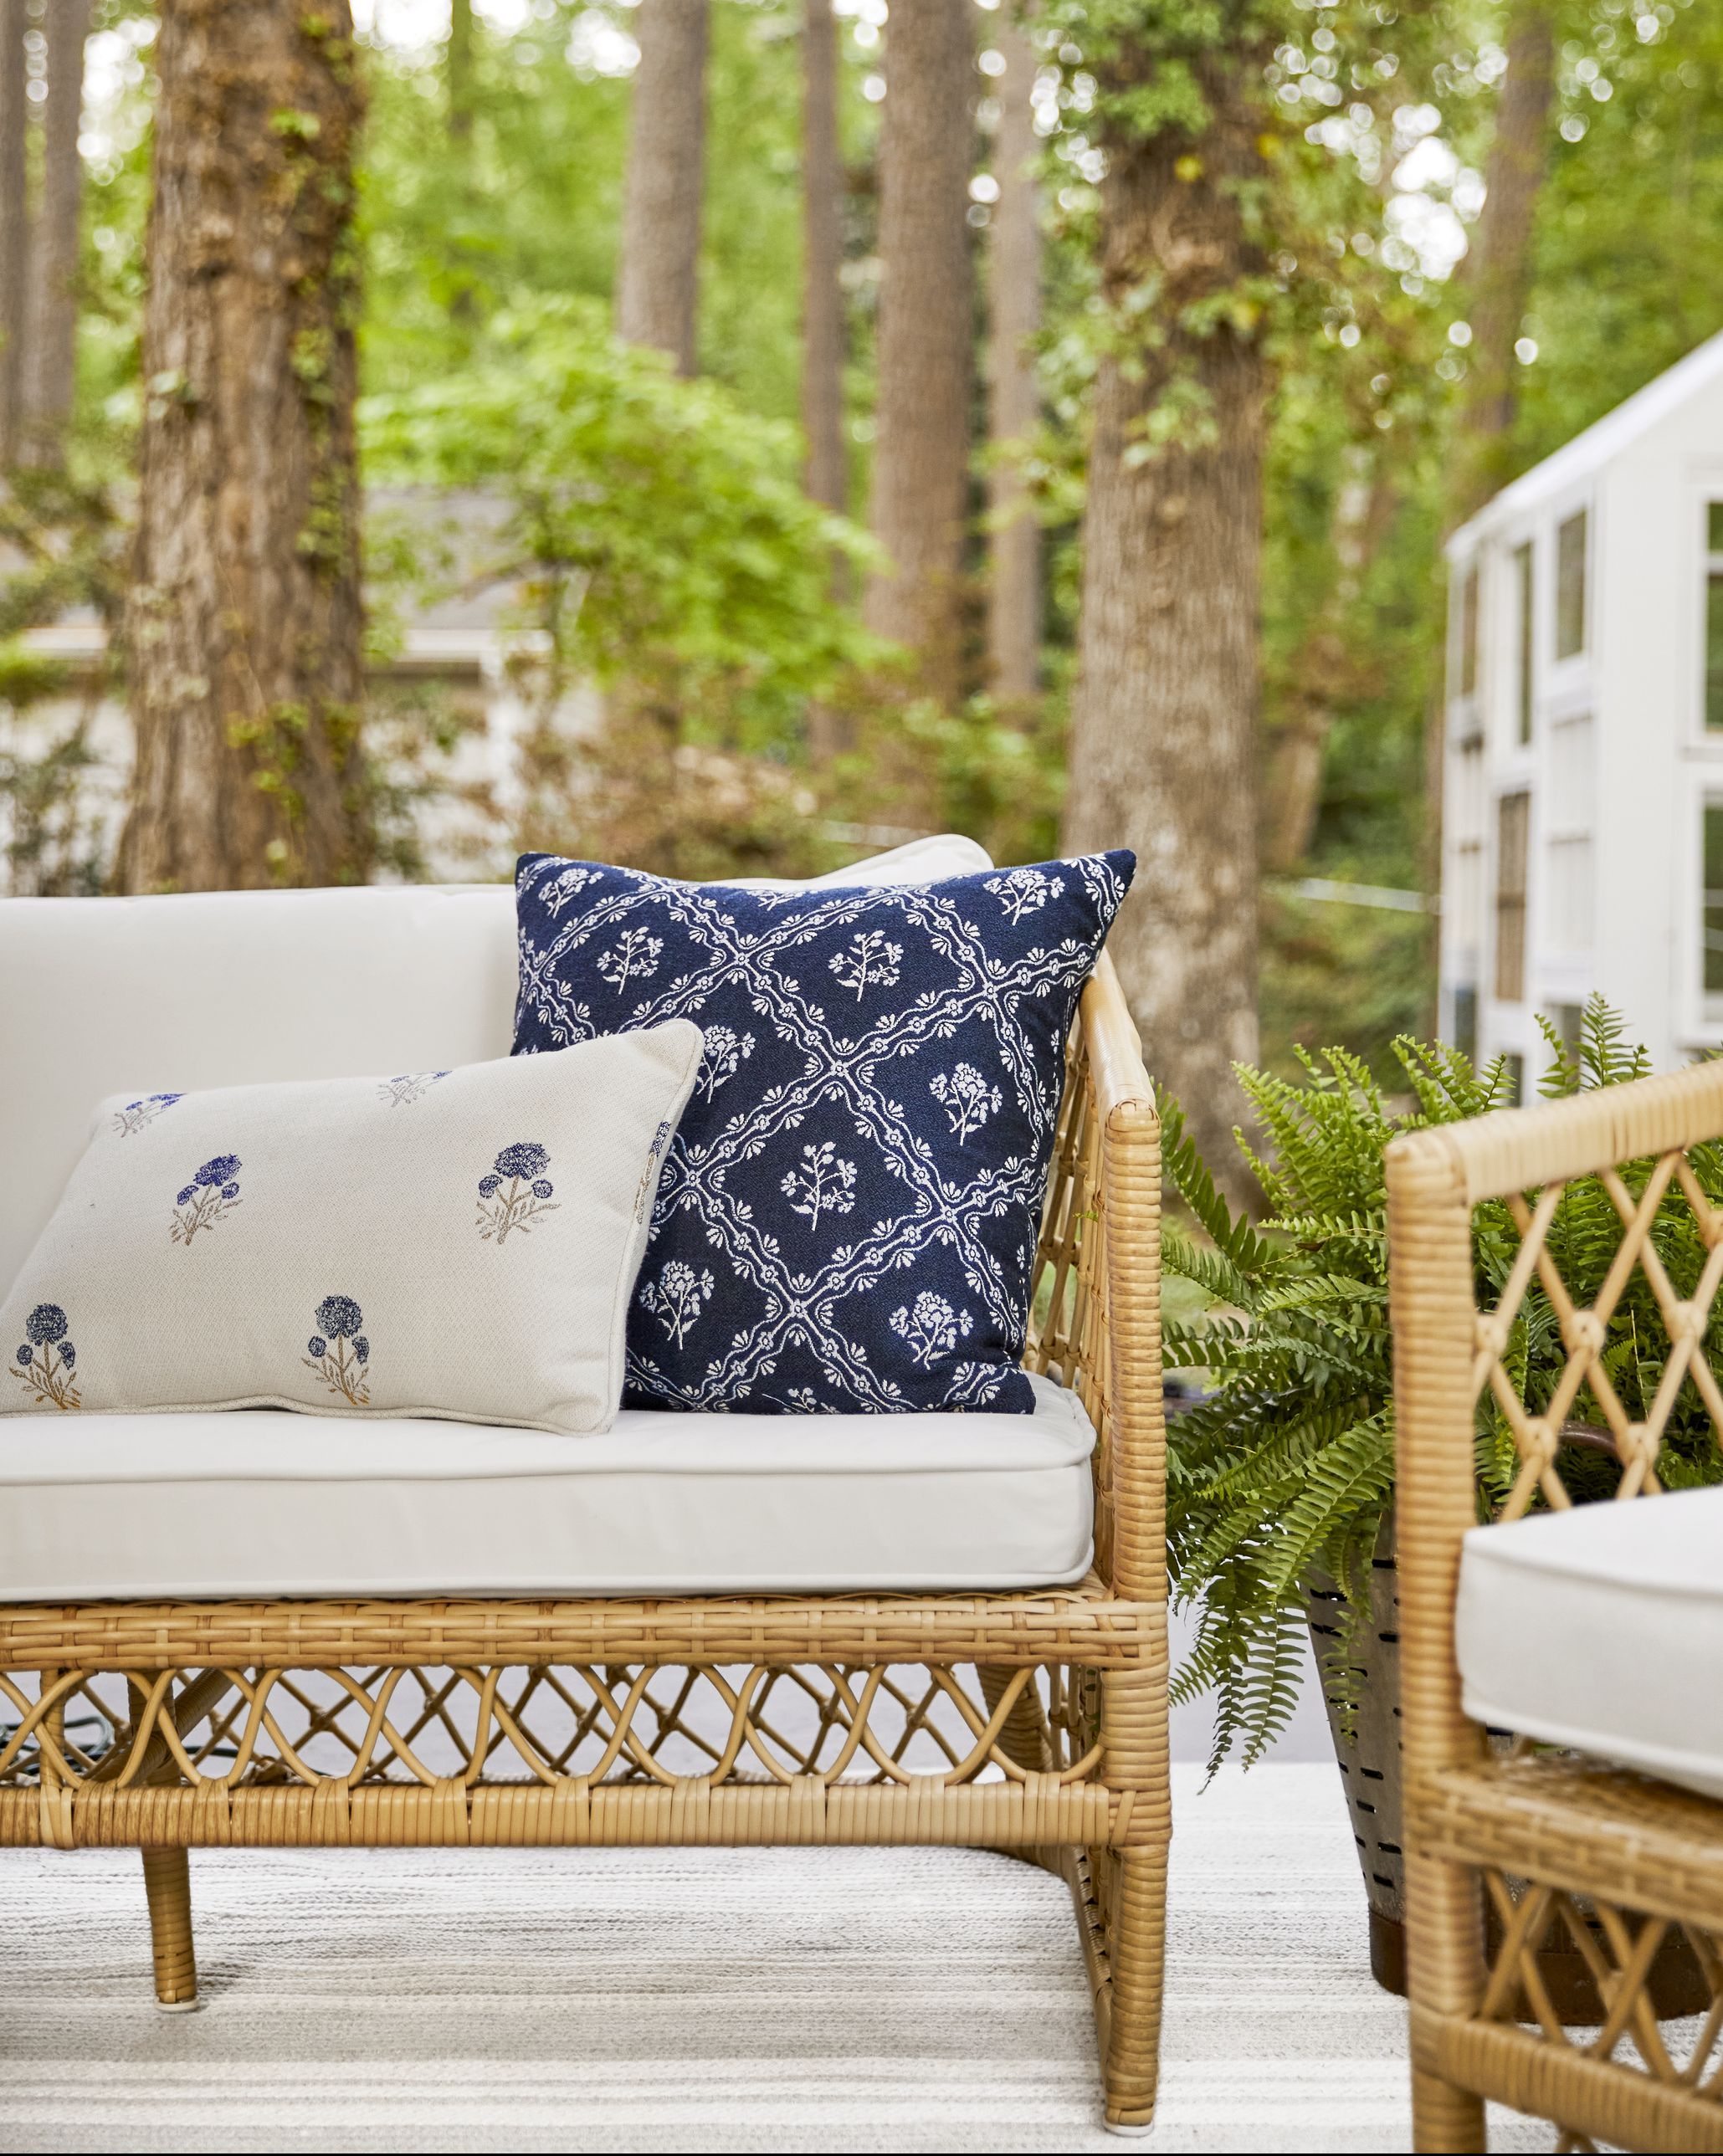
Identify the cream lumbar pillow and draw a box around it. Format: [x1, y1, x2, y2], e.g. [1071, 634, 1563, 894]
[0, 1022, 704, 1437]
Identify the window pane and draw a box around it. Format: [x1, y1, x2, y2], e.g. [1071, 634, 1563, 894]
[1515, 542, 1534, 742]
[1708, 574, 1723, 731]
[1459, 565, 1479, 697]
[1452, 984, 1478, 1064]
[1556, 511, 1586, 659]
[1496, 791, 1529, 1003]
[1551, 1001, 1584, 1071]
[1705, 803, 1723, 997]
[1709, 501, 1723, 553]
[1502, 1052, 1525, 1106]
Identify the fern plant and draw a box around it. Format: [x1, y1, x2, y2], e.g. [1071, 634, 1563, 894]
[1167, 997, 1723, 1774]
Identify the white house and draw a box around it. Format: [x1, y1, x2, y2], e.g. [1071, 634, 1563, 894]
[1441, 327, 1723, 1088]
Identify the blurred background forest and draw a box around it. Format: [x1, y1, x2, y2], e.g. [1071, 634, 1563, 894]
[1, 0, 1720, 1173]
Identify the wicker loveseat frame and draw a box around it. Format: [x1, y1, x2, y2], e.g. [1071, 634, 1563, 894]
[0, 959, 1168, 2134]
[1388, 1061, 1723, 2153]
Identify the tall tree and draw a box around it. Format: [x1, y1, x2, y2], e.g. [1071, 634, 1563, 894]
[801, 0, 844, 519]
[444, 0, 479, 320]
[448, 0, 474, 142]
[0, 0, 27, 469]
[801, 0, 849, 764]
[986, 13, 1042, 704]
[616, 0, 709, 376]
[864, 0, 972, 704]
[1450, 0, 1558, 522]
[18, 0, 91, 470]
[117, 0, 368, 894]
[1423, 0, 1558, 917]
[1261, 448, 1397, 873]
[1060, 15, 1272, 1200]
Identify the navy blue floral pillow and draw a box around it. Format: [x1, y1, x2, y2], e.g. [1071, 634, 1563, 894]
[513, 851, 1135, 1414]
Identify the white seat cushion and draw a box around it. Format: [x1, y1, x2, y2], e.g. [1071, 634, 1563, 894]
[1456, 1487, 1723, 1801]
[0, 1375, 1095, 1600]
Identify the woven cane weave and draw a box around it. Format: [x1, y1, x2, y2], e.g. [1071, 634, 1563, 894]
[0, 952, 1169, 2134]
[1387, 1061, 1723, 2153]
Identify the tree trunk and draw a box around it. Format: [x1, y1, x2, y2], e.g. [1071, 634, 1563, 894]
[1061, 43, 1269, 1204]
[1449, 0, 1556, 523]
[986, 15, 1041, 704]
[448, 0, 474, 141]
[802, 0, 849, 766]
[1261, 450, 1397, 873]
[616, 0, 708, 376]
[864, 0, 972, 704]
[1428, 0, 1556, 936]
[18, 0, 91, 470]
[802, 0, 844, 516]
[116, 0, 368, 895]
[444, 0, 478, 320]
[0, 0, 28, 469]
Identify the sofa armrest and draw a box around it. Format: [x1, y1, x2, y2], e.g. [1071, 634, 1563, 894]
[1029, 951, 1164, 1603]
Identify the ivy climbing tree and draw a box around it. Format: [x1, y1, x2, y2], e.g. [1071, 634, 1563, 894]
[116, 0, 369, 893]
[1057, 0, 1277, 1205]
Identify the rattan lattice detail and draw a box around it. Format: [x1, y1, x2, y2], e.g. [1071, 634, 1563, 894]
[1477, 1869, 1723, 2103]
[2, 1661, 1101, 1795]
[1470, 1149, 1723, 1519]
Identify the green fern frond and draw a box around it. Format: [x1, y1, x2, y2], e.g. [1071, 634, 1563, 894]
[1165, 999, 1723, 1775]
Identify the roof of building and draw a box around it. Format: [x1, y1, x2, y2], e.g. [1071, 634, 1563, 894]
[1447, 324, 1723, 559]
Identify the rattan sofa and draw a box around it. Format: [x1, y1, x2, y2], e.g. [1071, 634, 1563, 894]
[1388, 1060, 1723, 2153]
[0, 880, 1168, 2135]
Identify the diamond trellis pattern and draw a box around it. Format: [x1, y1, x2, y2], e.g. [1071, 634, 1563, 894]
[1388, 1065, 1723, 2154]
[0, 1662, 1104, 1795]
[1471, 1149, 1723, 1523]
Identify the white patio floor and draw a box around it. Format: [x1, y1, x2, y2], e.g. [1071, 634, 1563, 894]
[1, 1762, 1556, 2153]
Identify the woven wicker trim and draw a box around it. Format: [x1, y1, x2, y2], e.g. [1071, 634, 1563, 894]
[1408, 1759, 1723, 1938]
[0, 1581, 1157, 1674]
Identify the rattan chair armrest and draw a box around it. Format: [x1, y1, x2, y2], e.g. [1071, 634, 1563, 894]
[1076, 955, 1164, 1607]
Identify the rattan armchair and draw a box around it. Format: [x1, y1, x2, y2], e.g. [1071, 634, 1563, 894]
[1387, 1061, 1723, 2153]
[0, 958, 1169, 2133]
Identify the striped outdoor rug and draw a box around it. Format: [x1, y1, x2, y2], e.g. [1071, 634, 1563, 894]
[0, 1765, 1550, 2153]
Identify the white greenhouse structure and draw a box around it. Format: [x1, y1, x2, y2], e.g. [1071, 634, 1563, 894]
[1441, 328, 1723, 1090]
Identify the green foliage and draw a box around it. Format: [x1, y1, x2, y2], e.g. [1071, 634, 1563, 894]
[360, 298, 881, 753]
[1167, 997, 1723, 1774]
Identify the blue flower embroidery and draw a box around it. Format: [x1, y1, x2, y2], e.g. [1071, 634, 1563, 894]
[495, 1142, 550, 1180]
[170, 1155, 244, 1247]
[111, 1093, 182, 1139]
[377, 1072, 450, 1109]
[476, 1143, 560, 1246]
[9, 1302, 81, 1411]
[304, 1296, 370, 1406]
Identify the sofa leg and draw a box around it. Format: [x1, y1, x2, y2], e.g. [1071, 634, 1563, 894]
[1101, 1845, 1167, 2136]
[1411, 2066, 1485, 2153]
[141, 1849, 198, 2011]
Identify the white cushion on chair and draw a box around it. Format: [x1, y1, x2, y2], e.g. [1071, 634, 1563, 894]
[0, 1373, 1094, 1600]
[1455, 1488, 1723, 1801]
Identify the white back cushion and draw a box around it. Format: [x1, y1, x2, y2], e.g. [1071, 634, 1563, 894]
[0, 837, 992, 1296]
